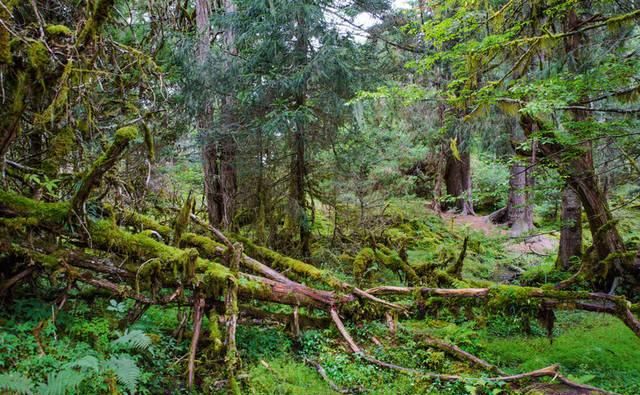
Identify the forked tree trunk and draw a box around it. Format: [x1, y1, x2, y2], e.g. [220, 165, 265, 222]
[557, 186, 582, 270]
[444, 151, 474, 215]
[520, 115, 628, 292]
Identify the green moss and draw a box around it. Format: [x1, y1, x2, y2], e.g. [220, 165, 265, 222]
[42, 127, 75, 174]
[236, 235, 344, 290]
[208, 310, 224, 355]
[90, 220, 228, 288]
[142, 123, 155, 161]
[27, 41, 49, 77]
[353, 247, 375, 284]
[180, 232, 224, 257]
[120, 209, 172, 239]
[45, 24, 73, 36]
[0, 191, 69, 224]
[0, 1, 15, 64]
[114, 126, 139, 142]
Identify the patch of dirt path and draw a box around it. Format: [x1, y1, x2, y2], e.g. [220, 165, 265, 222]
[441, 212, 558, 255]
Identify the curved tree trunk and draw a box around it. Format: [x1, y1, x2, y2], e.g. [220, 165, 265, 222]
[520, 115, 629, 292]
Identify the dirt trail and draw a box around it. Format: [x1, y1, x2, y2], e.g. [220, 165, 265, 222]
[441, 213, 558, 256]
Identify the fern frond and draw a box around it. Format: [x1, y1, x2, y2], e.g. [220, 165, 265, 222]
[0, 372, 34, 394]
[65, 355, 100, 371]
[36, 369, 84, 395]
[111, 329, 151, 352]
[105, 354, 140, 393]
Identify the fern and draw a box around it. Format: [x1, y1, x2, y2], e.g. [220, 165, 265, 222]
[111, 329, 151, 352]
[65, 355, 100, 371]
[0, 372, 34, 394]
[36, 370, 84, 395]
[105, 354, 140, 393]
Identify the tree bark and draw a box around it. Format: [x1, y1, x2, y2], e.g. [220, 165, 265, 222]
[198, 0, 237, 230]
[444, 151, 474, 215]
[520, 115, 629, 292]
[557, 186, 582, 270]
[288, 9, 311, 257]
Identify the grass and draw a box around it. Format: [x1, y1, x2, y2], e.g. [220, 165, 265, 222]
[481, 311, 640, 394]
[246, 358, 336, 395]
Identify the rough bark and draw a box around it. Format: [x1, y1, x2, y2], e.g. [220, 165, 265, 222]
[288, 12, 311, 258]
[520, 115, 630, 292]
[444, 151, 474, 215]
[557, 186, 582, 270]
[504, 119, 534, 236]
[187, 294, 205, 389]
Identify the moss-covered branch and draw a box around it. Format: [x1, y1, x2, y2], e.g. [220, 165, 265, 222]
[71, 127, 138, 214]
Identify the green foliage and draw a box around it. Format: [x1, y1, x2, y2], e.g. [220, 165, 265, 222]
[246, 358, 334, 395]
[483, 312, 640, 394]
[0, 372, 34, 394]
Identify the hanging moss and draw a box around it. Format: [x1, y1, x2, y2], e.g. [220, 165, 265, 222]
[42, 127, 75, 175]
[78, 0, 116, 45]
[45, 24, 73, 36]
[141, 123, 155, 161]
[36, 61, 73, 126]
[27, 41, 49, 83]
[0, 0, 17, 64]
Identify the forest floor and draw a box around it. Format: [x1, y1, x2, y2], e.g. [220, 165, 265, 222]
[3, 198, 639, 394]
[442, 212, 558, 256]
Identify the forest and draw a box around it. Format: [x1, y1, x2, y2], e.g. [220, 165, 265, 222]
[1, 0, 640, 394]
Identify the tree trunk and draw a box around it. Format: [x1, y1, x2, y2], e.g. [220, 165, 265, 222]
[202, 143, 223, 226]
[290, 121, 310, 257]
[288, 9, 310, 257]
[557, 186, 582, 270]
[218, 0, 238, 229]
[520, 115, 628, 292]
[506, 161, 534, 237]
[444, 151, 474, 215]
[198, 0, 237, 229]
